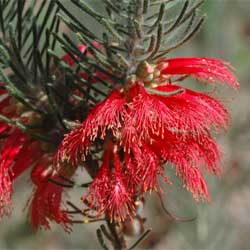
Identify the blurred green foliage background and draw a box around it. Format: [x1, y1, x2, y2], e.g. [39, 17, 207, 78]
[0, 0, 250, 249]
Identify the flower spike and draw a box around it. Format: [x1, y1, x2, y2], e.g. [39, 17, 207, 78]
[159, 58, 239, 90]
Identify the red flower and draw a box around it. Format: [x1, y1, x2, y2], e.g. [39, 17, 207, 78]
[158, 57, 239, 89]
[0, 88, 69, 231]
[0, 129, 30, 217]
[84, 143, 135, 222]
[107, 148, 135, 222]
[0, 89, 41, 217]
[29, 155, 71, 232]
[55, 57, 237, 221]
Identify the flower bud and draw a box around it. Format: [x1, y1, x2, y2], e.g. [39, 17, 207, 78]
[20, 111, 43, 126]
[136, 61, 154, 79]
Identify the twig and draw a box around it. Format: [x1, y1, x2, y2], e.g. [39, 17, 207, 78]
[128, 229, 152, 250]
[107, 220, 127, 250]
[157, 193, 197, 222]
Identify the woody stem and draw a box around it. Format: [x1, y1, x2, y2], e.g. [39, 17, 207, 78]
[126, 0, 144, 77]
[106, 219, 127, 250]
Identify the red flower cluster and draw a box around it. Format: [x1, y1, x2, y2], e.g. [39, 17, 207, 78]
[0, 88, 36, 218]
[56, 57, 239, 222]
[0, 89, 70, 231]
[29, 155, 72, 232]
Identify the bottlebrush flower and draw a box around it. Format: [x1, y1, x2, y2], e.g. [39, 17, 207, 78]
[56, 56, 238, 222]
[0, 128, 30, 217]
[0, 87, 69, 230]
[29, 155, 72, 232]
[0, 88, 38, 218]
[84, 143, 135, 222]
[158, 57, 239, 90]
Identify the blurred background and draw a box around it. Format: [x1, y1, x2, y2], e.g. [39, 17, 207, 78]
[0, 0, 250, 249]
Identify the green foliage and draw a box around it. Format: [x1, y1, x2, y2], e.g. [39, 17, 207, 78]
[55, 0, 205, 83]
